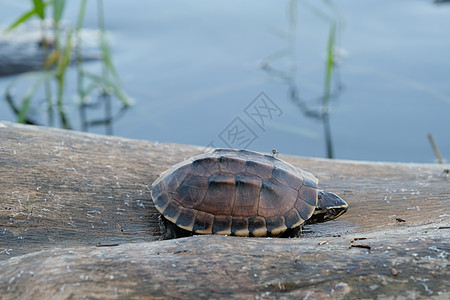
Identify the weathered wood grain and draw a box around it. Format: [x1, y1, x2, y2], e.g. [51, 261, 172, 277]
[0, 121, 449, 299]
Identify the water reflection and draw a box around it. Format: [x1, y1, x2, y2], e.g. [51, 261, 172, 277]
[261, 0, 345, 158]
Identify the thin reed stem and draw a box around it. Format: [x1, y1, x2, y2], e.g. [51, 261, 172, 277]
[98, 0, 113, 135]
[427, 133, 444, 164]
[40, 20, 54, 127]
[76, 0, 88, 131]
[322, 23, 336, 159]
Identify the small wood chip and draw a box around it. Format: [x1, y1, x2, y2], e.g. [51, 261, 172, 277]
[350, 244, 371, 251]
[96, 243, 119, 247]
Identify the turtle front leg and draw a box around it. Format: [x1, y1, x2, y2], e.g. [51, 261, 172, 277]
[158, 215, 193, 240]
[278, 225, 302, 238]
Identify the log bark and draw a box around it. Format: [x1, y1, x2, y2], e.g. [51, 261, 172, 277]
[0, 121, 449, 299]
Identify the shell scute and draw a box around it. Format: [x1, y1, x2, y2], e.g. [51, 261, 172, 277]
[212, 215, 232, 235]
[153, 189, 169, 211]
[231, 217, 250, 236]
[198, 174, 235, 215]
[190, 156, 218, 177]
[164, 168, 188, 193]
[298, 186, 318, 207]
[284, 209, 304, 228]
[232, 175, 260, 216]
[265, 216, 287, 236]
[272, 167, 303, 190]
[176, 208, 197, 231]
[244, 160, 273, 179]
[247, 216, 267, 237]
[294, 186, 318, 221]
[193, 211, 214, 234]
[301, 170, 319, 188]
[258, 179, 297, 218]
[174, 175, 208, 209]
[163, 201, 181, 222]
[217, 155, 246, 174]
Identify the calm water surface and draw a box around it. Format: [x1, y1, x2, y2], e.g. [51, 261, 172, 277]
[0, 0, 449, 163]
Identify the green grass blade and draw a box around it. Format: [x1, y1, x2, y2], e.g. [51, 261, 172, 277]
[288, 0, 298, 27]
[62, 30, 73, 69]
[53, 0, 66, 23]
[6, 71, 55, 123]
[100, 33, 120, 81]
[4, 71, 50, 96]
[54, 28, 72, 130]
[83, 71, 132, 106]
[327, 24, 336, 72]
[18, 86, 37, 123]
[322, 23, 337, 159]
[109, 83, 132, 107]
[83, 81, 98, 97]
[55, 30, 73, 75]
[97, 0, 120, 82]
[4, 9, 36, 33]
[33, 0, 45, 19]
[76, 0, 88, 29]
[324, 23, 336, 104]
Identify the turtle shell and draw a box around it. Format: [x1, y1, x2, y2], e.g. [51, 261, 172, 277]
[151, 149, 319, 237]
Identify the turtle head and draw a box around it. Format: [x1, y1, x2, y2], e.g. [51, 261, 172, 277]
[307, 190, 348, 224]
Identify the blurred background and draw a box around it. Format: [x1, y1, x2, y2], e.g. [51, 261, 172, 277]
[0, 0, 449, 163]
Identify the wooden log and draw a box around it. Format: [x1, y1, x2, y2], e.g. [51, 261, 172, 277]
[0, 121, 449, 299]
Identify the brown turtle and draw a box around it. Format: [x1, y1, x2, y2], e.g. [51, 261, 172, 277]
[151, 149, 348, 239]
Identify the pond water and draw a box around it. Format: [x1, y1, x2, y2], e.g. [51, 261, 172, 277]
[1, 0, 449, 163]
